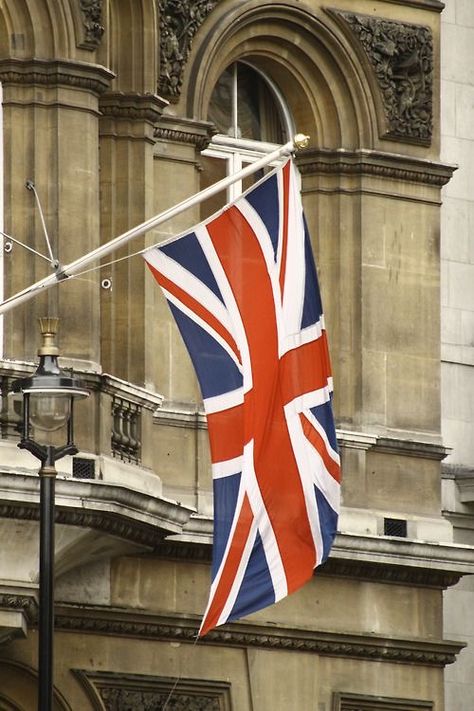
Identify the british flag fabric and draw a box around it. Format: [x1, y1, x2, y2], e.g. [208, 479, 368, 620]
[144, 158, 340, 637]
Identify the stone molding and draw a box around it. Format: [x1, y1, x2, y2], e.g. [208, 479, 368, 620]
[373, 436, 449, 461]
[78, 0, 105, 50]
[0, 58, 114, 96]
[100, 373, 164, 412]
[154, 400, 207, 429]
[154, 404, 450, 460]
[99, 92, 168, 124]
[297, 148, 455, 187]
[55, 606, 465, 667]
[382, 0, 444, 10]
[158, 0, 220, 101]
[329, 10, 433, 144]
[155, 114, 216, 150]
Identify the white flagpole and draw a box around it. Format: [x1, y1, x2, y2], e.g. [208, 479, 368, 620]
[0, 135, 309, 316]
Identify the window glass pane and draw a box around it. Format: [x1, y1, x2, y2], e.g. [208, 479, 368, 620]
[207, 62, 286, 142]
[207, 66, 234, 136]
[237, 64, 284, 143]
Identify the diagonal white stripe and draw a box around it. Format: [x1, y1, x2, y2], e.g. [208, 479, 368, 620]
[243, 440, 288, 602]
[160, 286, 242, 371]
[212, 455, 243, 479]
[195, 225, 253, 393]
[204, 387, 244, 415]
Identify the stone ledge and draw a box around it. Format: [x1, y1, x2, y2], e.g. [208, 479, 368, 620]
[0, 472, 193, 548]
[54, 606, 465, 667]
[158, 525, 474, 588]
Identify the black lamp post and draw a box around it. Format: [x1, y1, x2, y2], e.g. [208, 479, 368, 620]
[11, 317, 89, 711]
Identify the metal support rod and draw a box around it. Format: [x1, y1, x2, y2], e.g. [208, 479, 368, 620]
[25, 181, 58, 268]
[38, 446, 57, 711]
[0, 135, 308, 317]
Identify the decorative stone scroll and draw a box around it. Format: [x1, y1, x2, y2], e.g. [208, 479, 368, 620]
[331, 10, 433, 144]
[78, 0, 105, 50]
[159, 0, 220, 100]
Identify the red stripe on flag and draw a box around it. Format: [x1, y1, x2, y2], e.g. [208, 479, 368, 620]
[300, 413, 341, 483]
[280, 334, 332, 405]
[207, 205, 317, 593]
[207, 403, 245, 463]
[200, 493, 254, 637]
[146, 262, 242, 364]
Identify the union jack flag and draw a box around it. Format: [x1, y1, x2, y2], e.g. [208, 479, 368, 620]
[144, 158, 340, 637]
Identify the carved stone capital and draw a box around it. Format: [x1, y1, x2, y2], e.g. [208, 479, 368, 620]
[329, 10, 433, 144]
[78, 0, 105, 50]
[158, 0, 220, 101]
[155, 114, 216, 150]
[0, 591, 37, 645]
[0, 58, 114, 96]
[99, 93, 168, 124]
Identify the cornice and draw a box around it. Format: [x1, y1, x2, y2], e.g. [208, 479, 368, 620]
[54, 606, 465, 667]
[155, 115, 216, 151]
[0, 58, 114, 96]
[0, 473, 193, 547]
[297, 148, 456, 187]
[99, 92, 168, 124]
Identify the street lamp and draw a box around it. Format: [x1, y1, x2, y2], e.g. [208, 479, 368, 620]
[11, 317, 89, 711]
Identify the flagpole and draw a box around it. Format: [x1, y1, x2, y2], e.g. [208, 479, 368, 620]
[0, 134, 309, 317]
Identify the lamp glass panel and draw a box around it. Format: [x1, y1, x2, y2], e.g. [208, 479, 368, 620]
[29, 393, 71, 432]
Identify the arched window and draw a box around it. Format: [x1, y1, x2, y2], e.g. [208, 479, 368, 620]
[200, 61, 294, 217]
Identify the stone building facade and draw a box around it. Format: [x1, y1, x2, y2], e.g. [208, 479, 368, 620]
[0, 0, 473, 709]
[440, 1, 474, 709]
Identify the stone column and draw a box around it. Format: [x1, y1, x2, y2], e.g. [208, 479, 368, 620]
[98, 92, 167, 385]
[0, 58, 113, 366]
[145, 115, 214, 401]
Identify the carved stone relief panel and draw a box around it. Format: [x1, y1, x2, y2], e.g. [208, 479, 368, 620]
[78, 0, 105, 50]
[74, 671, 232, 711]
[334, 691, 433, 711]
[159, 0, 221, 100]
[330, 10, 433, 144]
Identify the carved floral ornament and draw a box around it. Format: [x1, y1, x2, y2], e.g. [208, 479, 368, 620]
[159, 0, 220, 100]
[78, 0, 105, 50]
[330, 10, 433, 144]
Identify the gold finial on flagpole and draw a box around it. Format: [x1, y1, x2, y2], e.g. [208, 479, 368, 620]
[294, 134, 310, 150]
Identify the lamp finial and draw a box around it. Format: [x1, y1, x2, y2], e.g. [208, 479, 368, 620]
[38, 317, 59, 357]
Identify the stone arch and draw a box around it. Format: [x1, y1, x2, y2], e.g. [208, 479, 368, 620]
[0, 0, 81, 58]
[0, 659, 71, 711]
[107, 0, 158, 93]
[182, 0, 377, 150]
